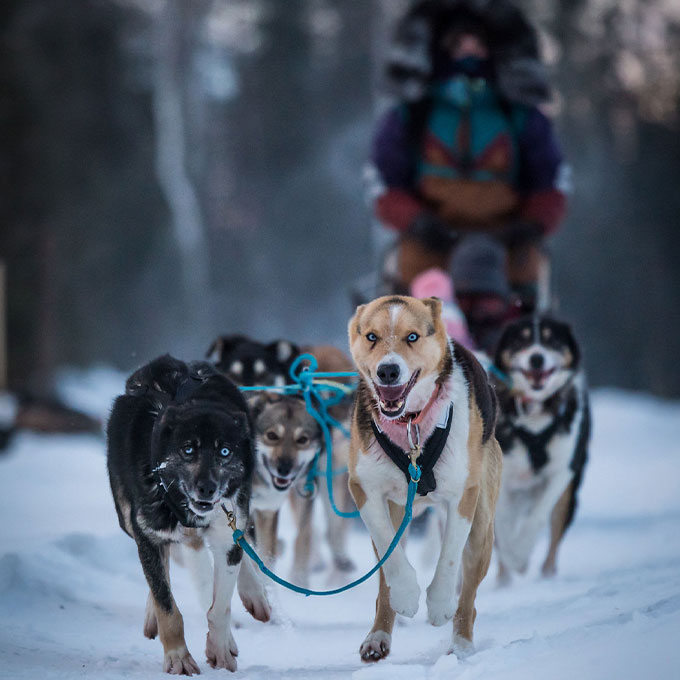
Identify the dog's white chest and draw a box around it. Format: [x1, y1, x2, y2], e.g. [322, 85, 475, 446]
[503, 445, 545, 490]
[358, 424, 470, 508]
[250, 477, 288, 512]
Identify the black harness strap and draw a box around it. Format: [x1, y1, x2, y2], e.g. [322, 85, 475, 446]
[496, 375, 581, 475]
[371, 404, 453, 496]
[513, 422, 560, 473]
[506, 404, 572, 473]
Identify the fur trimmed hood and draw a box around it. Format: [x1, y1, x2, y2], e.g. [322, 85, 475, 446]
[384, 0, 550, 106]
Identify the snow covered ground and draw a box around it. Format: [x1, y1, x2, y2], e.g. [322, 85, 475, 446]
[1, 370, 679, 679]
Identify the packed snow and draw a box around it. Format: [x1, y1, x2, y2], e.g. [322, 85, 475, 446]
[1, 369, 679, 679]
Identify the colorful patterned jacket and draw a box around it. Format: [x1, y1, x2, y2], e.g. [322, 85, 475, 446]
[372, 75, 567, 236]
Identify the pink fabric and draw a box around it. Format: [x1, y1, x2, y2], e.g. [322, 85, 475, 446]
[410, 269, 477, 350]
[410, 268, 454, 302]
[378, 382, 454, 452]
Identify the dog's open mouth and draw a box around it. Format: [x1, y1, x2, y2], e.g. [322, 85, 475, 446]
[187, 497, 218, 515]
[270, 474, 295, 491]
[521, 367, 556, 390]
[179, 482, 219, 516]
[262, 457, 299, 491]
[374, 370, 420, 419]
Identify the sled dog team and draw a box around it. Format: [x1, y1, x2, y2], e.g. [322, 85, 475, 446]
[107, 297, 590, 674]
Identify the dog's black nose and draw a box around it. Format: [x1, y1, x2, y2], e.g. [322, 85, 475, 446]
[277, 458, 294, 477]
[196, 479, 217, 500]
[377, 363, 401, 385]
[529, 353, 545, 370]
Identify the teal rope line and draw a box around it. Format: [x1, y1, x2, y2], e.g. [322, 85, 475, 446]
[239, 384, 301, 393]
[225, 461, 421, 597]
[288, 354, 360, 518]
[303, 451, 347, 497]
[477, 357, 513, 388]
[487, 363, 512, 386]
[306, 371, 358, 378]
[237, 354, 359, 517]
[302, 452, 320, 496]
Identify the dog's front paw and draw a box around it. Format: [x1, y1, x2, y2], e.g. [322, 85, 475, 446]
[163, 646, 200, 675]
[360, 630, 391, 663]
[426, 586, 455, 627]
[388, 567, 420, 617]
[143, 607, 158, 639]
[239, 583, 271, 623]
[505, 550, 529, 575]
[205, 630, 238, 672]
[541, 560, 557, 578]
[450, 633, 474, 659]
[238, 563, 272, 623]
[289, 566, 309, 589]
[333, 554, 356, 572]
[504, 533, 536, 574]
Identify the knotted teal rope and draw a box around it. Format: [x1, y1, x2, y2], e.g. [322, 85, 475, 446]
[239, 353, 360, 518]
[225, 461, 421, 596]
[288, 354, 359, 518]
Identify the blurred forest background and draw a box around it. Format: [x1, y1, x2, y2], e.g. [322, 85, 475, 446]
[1, 0, 679, 397]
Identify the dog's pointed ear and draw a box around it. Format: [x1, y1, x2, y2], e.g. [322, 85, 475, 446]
[266, 339, 299, 364]
[552, 318, 581, 368]
[493, 322, 513, 369]
[348, 303, 366, 342]
[245, 392, 266, 415]
[567, 328, 581, 368]
[206, 337, 225, 362]
[158, 404, 180, 427]
[421, 296, 443, 322]
[206, 335, 248, 364]
[233, 410, 251, 437]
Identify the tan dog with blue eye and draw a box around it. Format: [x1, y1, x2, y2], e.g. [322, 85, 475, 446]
[347, 295, 502, 662]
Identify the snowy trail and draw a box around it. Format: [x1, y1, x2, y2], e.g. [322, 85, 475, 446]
[1, 385, 679, 679]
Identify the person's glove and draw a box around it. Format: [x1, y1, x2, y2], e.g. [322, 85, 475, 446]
[500, 220, 545, 247]
[407, 213, 458, 251]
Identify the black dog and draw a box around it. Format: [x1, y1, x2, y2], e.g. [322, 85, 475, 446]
[107, 355, 270, 675]
[206, 335, 299, 386]
[491, 316, 590, 583]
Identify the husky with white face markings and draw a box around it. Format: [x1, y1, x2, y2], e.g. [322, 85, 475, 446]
[246, 392, 322, 586]
[347, 295, 502, 663]
[492, 315, 590, 583]
[107, 356, 271, 675]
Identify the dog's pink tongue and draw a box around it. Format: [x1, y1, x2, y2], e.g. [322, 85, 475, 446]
[376, 384, 406, 402]
[528, 368, 554, 383]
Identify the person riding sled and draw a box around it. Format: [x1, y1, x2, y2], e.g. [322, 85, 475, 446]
[370, 0, 568, 351]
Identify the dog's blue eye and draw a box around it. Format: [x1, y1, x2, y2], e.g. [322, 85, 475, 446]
[220, 447, 231, 457]
[182, 445, 194, 456]
[366, 333, 377, 342]
[407, 333, 419, 343]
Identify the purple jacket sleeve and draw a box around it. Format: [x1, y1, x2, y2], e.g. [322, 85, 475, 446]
[517, 108, 567, 234]
[372, 107, 426, 231]
[372, 107, 414, 188]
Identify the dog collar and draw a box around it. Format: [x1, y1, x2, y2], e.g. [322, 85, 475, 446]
[371, 403, 453, 496]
